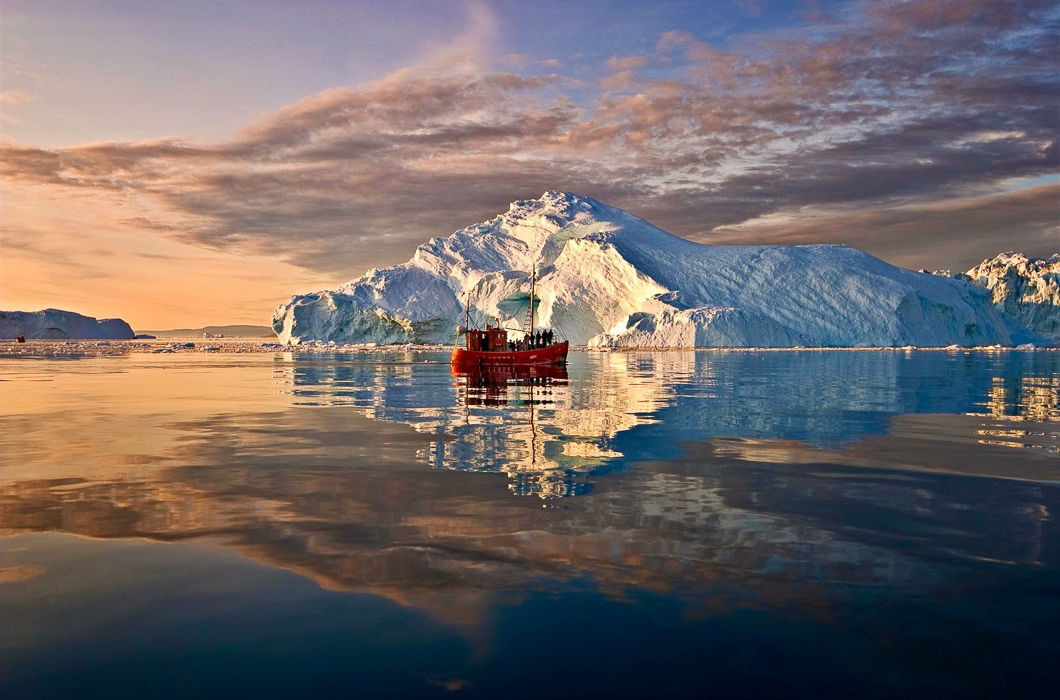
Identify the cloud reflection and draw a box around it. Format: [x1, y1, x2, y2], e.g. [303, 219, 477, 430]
[1, 350, 1058, 626]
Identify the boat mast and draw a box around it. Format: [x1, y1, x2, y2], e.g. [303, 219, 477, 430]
[461, 291, 472, 348]
[529, 266, 536, 336]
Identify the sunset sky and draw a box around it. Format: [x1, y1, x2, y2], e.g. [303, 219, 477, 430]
[2, 0, 1057, 329]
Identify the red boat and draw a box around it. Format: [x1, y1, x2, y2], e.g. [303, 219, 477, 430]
[451, 267, 568, 368]
[451, 327, 569, 367]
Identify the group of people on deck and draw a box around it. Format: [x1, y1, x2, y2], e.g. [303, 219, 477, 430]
[508, 329, 554, 352]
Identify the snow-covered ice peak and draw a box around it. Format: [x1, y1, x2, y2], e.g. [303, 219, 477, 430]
[399, 190, 676, 279]
[273, 192, 1050, 347]
[488, 190, 615, 261]
[966, 251, 1060, 280]
[960, 252, 1060, 342]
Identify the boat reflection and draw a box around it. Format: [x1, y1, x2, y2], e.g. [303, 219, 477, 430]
[446, 363, 590, 497]
[453, 362, 568, 408]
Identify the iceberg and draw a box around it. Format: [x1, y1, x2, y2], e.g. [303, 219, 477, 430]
[273, 191, 1044, 347]
[0, 309, 134, 340]
[959, 252, 1060, 344]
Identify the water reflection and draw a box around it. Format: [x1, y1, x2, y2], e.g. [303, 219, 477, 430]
[1, 352, 1057, 615]
[279, 353, 688, 498]
[972, 374, 1060, 450]
[455, 363, 569, 406]
[280, 350, 1060, 493]
[447, 364, 582, 497]
[3, 350, 1059, 698]
[1, 417, 1056, 625]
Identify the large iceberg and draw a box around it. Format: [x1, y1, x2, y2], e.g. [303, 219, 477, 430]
[273, 191, 1042, 347]
[0, 309, 134, 339]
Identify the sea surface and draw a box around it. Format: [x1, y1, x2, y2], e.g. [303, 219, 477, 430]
[1, 348, 1058, 699]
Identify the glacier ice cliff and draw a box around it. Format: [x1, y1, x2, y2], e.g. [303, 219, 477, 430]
[958, 252, 1060, 344]
[0, 309, 134, 339]
[273, 191, 1044, 347]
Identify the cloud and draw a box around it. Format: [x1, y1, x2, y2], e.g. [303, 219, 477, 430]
[502, 53, 562, 69]
[1, 0, 1057, 279]
[701, 184, 1060, 271]
[0, 90, 35, 106]
[0, 90, 37, 126]
[409, 0, 499, 76]
[605, 55, 650, 72]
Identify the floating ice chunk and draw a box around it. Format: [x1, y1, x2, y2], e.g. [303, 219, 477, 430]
[0, 309, 134, 339]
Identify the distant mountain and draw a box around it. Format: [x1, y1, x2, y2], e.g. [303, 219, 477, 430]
[958, 252, 1060, 343]
[139, 324, 275, 338]
[1, 309, 134, 339]
[273, 191, 1044, 348]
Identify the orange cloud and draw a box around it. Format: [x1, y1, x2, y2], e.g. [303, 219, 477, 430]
[0, 91, 35, 106]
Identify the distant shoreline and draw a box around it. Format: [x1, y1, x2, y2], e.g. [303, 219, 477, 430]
[136, 324, 274, 339]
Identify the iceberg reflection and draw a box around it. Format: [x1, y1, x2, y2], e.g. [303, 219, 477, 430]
[281, 350, 1059, 494]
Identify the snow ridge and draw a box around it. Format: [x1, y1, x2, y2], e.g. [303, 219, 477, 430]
[273, 191, 1045, 347]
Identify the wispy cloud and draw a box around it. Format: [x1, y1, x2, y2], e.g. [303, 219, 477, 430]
[705, 184, 1060, 271]
[0, 90, 35, 106]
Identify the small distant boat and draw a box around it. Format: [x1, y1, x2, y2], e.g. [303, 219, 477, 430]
[451, 268, 568, 367]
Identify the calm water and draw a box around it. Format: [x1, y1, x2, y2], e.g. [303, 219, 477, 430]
[1, 349, 1058, 698]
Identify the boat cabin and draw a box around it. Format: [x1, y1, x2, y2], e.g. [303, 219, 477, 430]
[465, 325, 508, 352]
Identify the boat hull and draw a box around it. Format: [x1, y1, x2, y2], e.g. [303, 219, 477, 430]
[451, 341, 569, 367]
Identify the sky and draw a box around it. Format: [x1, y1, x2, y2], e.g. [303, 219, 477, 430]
[1, 0, 1057, 329]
